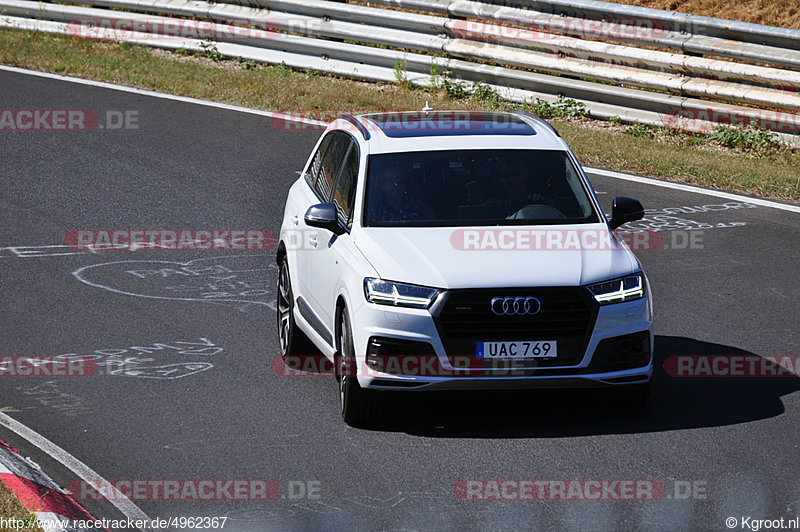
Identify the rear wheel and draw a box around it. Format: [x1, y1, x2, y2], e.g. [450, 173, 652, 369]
[276, 257, 315, 365]
[337, 309, 380, 427]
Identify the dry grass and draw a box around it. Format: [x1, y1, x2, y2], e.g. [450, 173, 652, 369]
[557, 120, 799, 199]
[1, 28, 798, 202]
[0, 483, 43, 532]
[601, 0, 800, 29]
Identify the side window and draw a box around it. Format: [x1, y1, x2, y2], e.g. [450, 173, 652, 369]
[332, 140, 359, 227]
[305, 134, 333, 193]
[317, 133, 349, 201]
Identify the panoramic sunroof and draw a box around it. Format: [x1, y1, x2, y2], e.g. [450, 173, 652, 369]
[363, 111, 537, 138]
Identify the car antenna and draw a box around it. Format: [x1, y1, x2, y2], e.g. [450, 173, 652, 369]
[422, 101, 433, 115]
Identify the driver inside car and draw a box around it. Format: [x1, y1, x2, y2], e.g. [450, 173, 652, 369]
[368, 165, 434, 223]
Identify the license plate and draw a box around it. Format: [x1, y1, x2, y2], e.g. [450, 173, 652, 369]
[477, 341, 557, 359]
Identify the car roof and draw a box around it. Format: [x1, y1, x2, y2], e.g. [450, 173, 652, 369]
[363, 111, 535, 138]
[332, 110, 567, 154]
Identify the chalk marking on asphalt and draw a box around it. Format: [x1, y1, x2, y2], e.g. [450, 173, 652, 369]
[72, 256, 278, 312]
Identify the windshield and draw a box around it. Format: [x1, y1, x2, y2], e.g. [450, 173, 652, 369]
[364, 149, 599, 227]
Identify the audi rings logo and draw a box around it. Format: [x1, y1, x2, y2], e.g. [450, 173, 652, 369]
[490, 296, 542, 316]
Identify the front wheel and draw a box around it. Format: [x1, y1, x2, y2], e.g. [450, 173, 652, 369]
[337, 309, 380, 427]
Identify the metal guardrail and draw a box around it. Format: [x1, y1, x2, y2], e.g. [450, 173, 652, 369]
[366, 0, 800, 69]
[1, 0, 798, 145]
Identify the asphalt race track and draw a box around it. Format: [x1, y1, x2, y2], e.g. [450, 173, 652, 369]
[1, 68, 798, 531]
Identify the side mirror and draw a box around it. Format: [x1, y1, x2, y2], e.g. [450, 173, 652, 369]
[304, 202, 344, 235]
[609, 197, 644, 230]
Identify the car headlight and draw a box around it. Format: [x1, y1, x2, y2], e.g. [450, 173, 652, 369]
[588, 273, 645, 305]
[364, 278, 440, 309]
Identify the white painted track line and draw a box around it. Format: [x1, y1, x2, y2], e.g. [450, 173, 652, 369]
[0, 412, 152, 525]
[0, 64, 328, 127]
[586, 167, 800, 213]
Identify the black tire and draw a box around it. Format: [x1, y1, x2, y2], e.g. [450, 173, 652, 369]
[337, 309, 380, 427]
[276, 256, 315, 365]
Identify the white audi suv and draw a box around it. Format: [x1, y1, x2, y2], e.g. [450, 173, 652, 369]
[277, 110, 653, 426]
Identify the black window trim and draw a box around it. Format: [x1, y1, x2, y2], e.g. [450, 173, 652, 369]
[338, 114, 371, 141]
[304, 129, 360, 235]
[303, 133, 334, 201]
[305, 131, 351, 203]
[330, 135, 360, 232]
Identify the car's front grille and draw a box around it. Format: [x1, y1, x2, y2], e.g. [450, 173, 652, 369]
[431, 287, 598, 370]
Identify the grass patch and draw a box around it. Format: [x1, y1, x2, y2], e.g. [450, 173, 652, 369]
[527, 98, 587, 120]
[0, 483, 44, 532]
[560, 122, 797, 199]
[624, 122, 658, 139]
[1, 27, 798, 202]
[471, 82, 502, 104]
[710, 121, 780, 154]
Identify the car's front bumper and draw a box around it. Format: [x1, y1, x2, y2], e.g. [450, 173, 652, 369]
[350, 293, 653, 391]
